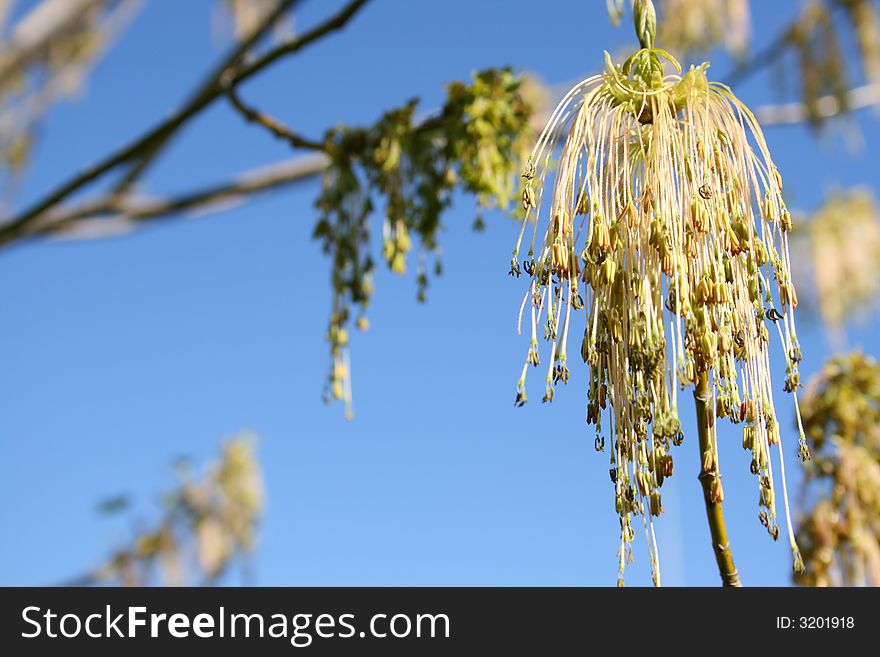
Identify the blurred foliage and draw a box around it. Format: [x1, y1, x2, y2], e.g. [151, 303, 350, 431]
[0, 0, 137, 191]
[610, 0, 880, 128]
[792, 189, 880, 335]
[786, 2, 852, 126]
[215, 0, 290, 42]
[656, 0, 751, 58]
[82, 436, 263, 586]
[763, 0, 880, 128]
[841, 0, 880, 88]
[313, 68, 533, 419]
[796, 352, 880, 586]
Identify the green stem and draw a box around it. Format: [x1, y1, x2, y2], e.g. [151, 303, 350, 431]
[694, 372, 741, 587]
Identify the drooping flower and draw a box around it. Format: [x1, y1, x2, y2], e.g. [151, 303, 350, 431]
[511, 26, 808, 584]
[793, 189, 880, 339]
[656, 0, 751, 58]
[796, 351, 880, 587]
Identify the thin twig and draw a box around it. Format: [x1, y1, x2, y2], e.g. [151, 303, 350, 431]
[722, 23, 793, 88]
[221, 71, 325, 151]
[755, 82, 880, 125]
[694, 372, 741, 587]
[230, 0, 369, 83]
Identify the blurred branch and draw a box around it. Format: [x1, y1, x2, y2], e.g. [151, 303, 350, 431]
[38, 153, 329, 242]
[221, 71, 325, 151]
[754, 82, 880, 125]
[69, 436, 263, 587]
[0, 0, 373, 248]
[0, 0, 108, 87]
[722, 21, 793, 88]
[1, 0, 143, 126]
[229, 0, 368, 82]
[110, 0, 304, 190]
[12, 83, 880, 245]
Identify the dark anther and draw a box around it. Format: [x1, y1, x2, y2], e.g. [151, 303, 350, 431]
[699, 184, 712, 200]
[766, 307, 782, 322]
[609, 468, 618, 484]
[595, 436, 605, 452]
[509, 258, 522, 278]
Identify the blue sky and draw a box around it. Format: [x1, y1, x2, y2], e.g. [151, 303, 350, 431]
[1, 0, 878, 587]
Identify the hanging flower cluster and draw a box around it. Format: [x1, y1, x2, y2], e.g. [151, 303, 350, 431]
[314, 69, 532, 419]
[510, 14, 809, 584]
[796, 351, 880, 587]
[793, 189, 880, 335]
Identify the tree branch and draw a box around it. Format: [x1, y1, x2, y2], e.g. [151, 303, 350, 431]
[230, 0, 369, 83]
[110, 0, 305, 190]
[221, 71, 326, 151]
[0, 0, 372, 247]
[6, 153, 329, 245]
[722, 23, 792, 88]
[754, 82, 880, 125]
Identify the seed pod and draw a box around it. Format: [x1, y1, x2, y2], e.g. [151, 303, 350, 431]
[522, 184, 536, 211]
[760, 484, 775, 510]
[552, 239, 568, 274]
[711, 478, 724, 503]
[575, 192, 590, 216]
[701, 331, 717, 358]
[762, 193, 777, 222]
[780, 209, 792, 232]
[753, 240, 769, 267]
[702, 449, 715, 472]
[601, 257, 617, 286]
[767, 417, 780, 445]
[742, 425, 754, 450]
[625, 202, 638, 227]
[636, 470, 650, 496]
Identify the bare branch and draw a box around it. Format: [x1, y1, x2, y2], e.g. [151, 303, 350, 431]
[24, 153, 329, 244]
[109, 0, 304, 190]
[221, 72, 325, 151]
[231, 0, 369, 83]
[754, 82, 880, 125]
[0, 0, 372, 249]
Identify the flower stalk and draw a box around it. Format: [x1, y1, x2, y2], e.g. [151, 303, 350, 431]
[695, 371, 740, 586]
